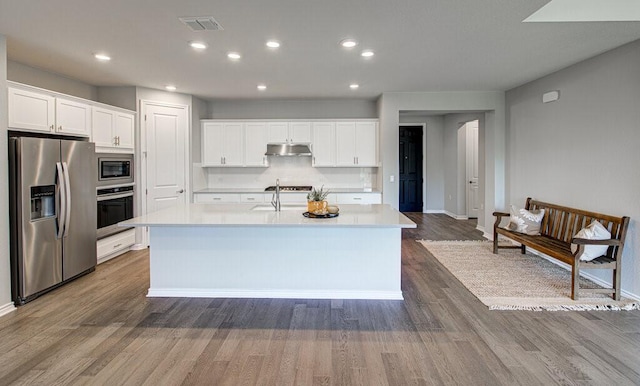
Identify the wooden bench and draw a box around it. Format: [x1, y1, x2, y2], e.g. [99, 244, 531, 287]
[493, 198, 630, 300]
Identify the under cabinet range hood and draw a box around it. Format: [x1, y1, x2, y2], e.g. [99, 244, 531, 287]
[265, 144, 312, 156]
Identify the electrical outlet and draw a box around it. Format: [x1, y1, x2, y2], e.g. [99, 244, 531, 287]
[389, 175, 395, 182]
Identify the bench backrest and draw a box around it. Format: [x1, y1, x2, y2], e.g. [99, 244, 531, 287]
[525, 198, 630, 247]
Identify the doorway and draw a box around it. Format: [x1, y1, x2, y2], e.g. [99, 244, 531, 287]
[399, 125, 423, 212]
[464, 120, 479, 219]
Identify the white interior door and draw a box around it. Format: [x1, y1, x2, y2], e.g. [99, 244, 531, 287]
[466, 121, 479, 218]
[144, 102, 188, 215]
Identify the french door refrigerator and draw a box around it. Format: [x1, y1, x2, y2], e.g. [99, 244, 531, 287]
[9, 136, 97, 305]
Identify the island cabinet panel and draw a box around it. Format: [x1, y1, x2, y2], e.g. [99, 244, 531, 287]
[336, 121, 378, 167]
[311, 122, 336, 167]
[244, 122, 269, 167]
[202, 121, 244, 166]
[336, 192, 382, 204]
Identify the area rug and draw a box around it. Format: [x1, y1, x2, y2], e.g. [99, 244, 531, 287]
[418, 240, 640, 311]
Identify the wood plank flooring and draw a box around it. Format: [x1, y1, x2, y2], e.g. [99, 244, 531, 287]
[1, 213, 639, 385]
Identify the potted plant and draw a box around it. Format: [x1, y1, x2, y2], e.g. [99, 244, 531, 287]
[307, 186, 329, 214]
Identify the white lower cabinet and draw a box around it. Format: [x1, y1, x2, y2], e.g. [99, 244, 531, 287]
[97, 229, 136, 264]
[194, 193, 241, 203]
[336, 193, 382, 204]
[240, 193, 264, 203]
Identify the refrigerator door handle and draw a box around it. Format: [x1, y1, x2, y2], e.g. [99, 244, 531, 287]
[62, 162, 72, 237]
[56, 162, 66, 239]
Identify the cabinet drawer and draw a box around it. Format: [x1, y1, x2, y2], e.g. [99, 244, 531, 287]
[240, 193, 264, 203]
[194, 193, 240, 203]
[336, 193, 381, 204]
[97, 229, 135, 262]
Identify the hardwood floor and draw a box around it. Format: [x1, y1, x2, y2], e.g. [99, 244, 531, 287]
[1, 213, 639, 385]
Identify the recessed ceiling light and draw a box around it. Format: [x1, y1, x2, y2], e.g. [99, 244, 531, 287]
[227, 52, 241, 60]
[340, 39, 358, 48]
[361, 50, 374, 58]
[165, 85, 177, 91]
[350, 84, 359, 90]
[266, 40, 280, 48]
[94, 53, 111, 61]
[190, 41, 207, 50]
[257, 84, 267, 91]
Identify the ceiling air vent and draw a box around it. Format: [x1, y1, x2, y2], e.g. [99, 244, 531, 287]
[179, 16, 223, 31]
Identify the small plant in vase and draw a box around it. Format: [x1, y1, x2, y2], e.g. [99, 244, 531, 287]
[307, 186, 330, 214]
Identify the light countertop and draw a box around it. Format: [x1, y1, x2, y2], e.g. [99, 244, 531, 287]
[194, 188, 381, 194]
[120, 203, 415, 228]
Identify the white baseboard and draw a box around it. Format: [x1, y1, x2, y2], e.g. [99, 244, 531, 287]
[445, 211, 468, 220]
[130, 244, 147, 251]
[499, 239, 640, 301]
[147, 288, 404, 300]
[483, 231, 493, 240]
[425, 210, 445, 214]
[476, 225, 485, 233]
[0, 302, 16, 318]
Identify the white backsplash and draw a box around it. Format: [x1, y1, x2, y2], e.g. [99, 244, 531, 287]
[204, 157, 378, 190]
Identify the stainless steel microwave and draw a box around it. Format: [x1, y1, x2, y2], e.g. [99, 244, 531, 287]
[96, 153, 134, 187]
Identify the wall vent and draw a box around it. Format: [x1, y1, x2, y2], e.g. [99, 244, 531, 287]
[179, 16, 223, 31]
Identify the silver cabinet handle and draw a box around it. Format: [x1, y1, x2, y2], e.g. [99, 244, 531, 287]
[213, 197, 222, 200]
[50, 125, 55, 131]
[247, 197, 255, 201]
[177, 189, 184, 194]
[113, 243, 122, 249]
[58, 125, 63, 131]
[353, 197, 362, 200]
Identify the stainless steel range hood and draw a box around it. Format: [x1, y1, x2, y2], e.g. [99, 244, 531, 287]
[265, 144, 312, 156]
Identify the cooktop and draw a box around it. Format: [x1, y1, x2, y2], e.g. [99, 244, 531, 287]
[264, 185, 312, 192]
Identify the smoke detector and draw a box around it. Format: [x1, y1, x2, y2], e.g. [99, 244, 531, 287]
[179, 16, 223, 31]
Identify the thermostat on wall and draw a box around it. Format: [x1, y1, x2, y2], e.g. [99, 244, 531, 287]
[542, 90, 560, 103]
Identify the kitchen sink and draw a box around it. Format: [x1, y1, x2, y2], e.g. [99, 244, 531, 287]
[251, 205, 307, 211]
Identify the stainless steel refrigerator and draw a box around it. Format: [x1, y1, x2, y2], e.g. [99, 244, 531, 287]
[9, 136, 97, 305]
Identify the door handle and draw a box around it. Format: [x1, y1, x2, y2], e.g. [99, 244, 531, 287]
[62, 162, 72, 237]
[56, 162, 66, 239]
[177, 189, 184, 194]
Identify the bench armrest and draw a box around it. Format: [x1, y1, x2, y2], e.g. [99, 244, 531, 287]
[493, 211, 510, 217]
[571, 238, 621, 246]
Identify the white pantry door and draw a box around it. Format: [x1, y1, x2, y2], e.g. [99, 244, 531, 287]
[143, 102, 188, 215]
[466, 121, 480, 219]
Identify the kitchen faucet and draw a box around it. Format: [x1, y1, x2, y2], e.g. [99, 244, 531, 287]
[271, 178, 281, 211]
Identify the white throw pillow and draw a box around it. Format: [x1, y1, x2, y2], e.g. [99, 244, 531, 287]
[504, 206, 545, 235]
[571, 221, 611, 261]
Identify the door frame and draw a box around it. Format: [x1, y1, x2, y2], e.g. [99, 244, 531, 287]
[139, 99, 191, 247]
[398, 123, 426, 213]
[465, 120, 479, 218]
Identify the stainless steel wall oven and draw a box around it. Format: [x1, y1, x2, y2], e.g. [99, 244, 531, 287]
[96, 153, 135, 239]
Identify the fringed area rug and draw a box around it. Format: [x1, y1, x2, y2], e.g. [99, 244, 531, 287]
[418, 240, 640, 311]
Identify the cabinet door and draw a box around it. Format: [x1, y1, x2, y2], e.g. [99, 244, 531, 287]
[8, 87, 55, 133]
[115, 113, 135, 150]
[289, 122, 312, 143]
[244, 122, 268, 167]
[267, 122, 288, 143]
[91, 107, 116, 147]
[311, 122, 335, 167]
[202, 122, 225, 166]
[335, 122, 357, 166]
[222, 122, 244, 166]
[55, 97, 91, 137]
[355, 122, 378, 166]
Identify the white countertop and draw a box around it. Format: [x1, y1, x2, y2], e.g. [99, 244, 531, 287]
[194, 188, 381, 194]
[120, 203, 415, 228]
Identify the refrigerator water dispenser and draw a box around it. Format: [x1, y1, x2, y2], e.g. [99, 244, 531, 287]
[30, 185, 55, 220]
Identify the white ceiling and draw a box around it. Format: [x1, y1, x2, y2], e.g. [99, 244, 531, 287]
[1, 0, 639, 100]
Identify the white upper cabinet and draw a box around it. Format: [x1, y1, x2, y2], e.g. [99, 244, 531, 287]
[311, 122, 336, 167]
[267, 121, 311, 144]
[55, 97, 91, 136]
[8, 87, 56, 133]
[244, 122, 269, 167]
[202, 121, 244, 166]
[92, 106, 135, 152]
[335, 121, 378, 167]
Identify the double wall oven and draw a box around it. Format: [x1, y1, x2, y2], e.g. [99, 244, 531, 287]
[96, 154, 134, 239]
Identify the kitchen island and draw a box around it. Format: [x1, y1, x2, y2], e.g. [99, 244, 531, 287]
[120, 203, 416, 300]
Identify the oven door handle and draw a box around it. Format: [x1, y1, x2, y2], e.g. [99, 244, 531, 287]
[97, 192, 134, 202]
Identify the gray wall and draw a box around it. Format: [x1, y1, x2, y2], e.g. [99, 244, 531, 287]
[398, 115, 445, 212]
[208, 99, 377, 119]
[0, 35, 13, 314]
[7, 60, 97, 100]
[378, 92, 505, 232]
[97, 86, 137, 110]
[505, 39, 640, 297]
